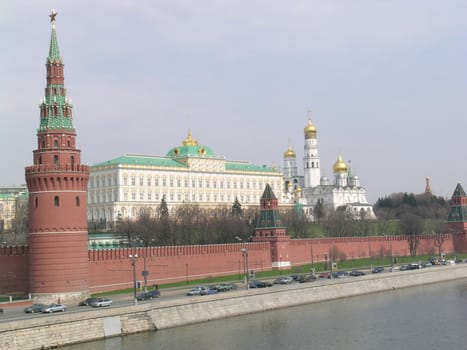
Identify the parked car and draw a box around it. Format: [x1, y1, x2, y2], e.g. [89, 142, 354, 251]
[24, 303, 46, 313]
[335, 271, 349, 279]
[187, 286, 205, 296]
[388, 266, 400, 272]
[298, 274, 317, 283]
[400, 264, 410, 271]
[200, 287, 219, 295]
[349, 270, 366, 276]
[137, 289, 161, 301]
[41, 303, 66, 313]
[249, 280, 272, 288]
[444, 260, 456, 266]
[274, 276, 294, 284]
[214, 283, 236, 292]
[372, 266, 384, 273]
[318, 272, 331, 279]
[408, 263, 422, 270]
[79, 297, 98, 306]
[90, 298, 113, 307]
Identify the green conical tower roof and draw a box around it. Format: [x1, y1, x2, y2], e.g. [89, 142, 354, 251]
[256, 184, 284, 229]
[447, 183, 467, 223]
[261, 183, 277, 201]
[47, 10, 61, 62]
[38, 10, 75, 133]
[48, 25, 61, 62]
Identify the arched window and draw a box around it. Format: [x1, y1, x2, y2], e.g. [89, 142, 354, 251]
[54, 140, 58, 148]
[76, 196, 80, 207]
[54, 155, 59, 167]
[35, 197, 38, 208]
[54, 196, 59, 207]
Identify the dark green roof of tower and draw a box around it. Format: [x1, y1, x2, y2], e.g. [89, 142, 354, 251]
[451, 183, 466, 197]
[261, 183, 277, 200]
[256, 210, 285, 229]
[48, 25, 61, 62]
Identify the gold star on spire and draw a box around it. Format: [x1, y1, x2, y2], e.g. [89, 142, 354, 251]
[49, 9, 57, 27]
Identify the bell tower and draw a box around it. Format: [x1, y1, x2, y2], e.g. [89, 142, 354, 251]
[25, 10, 90, 304]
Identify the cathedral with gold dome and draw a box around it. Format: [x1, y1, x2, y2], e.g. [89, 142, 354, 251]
[88, 131, 283, 228]
[283, 118, 375, 220]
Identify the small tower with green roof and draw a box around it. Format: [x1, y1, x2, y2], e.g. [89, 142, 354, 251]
[25, 11, 90, 304]
[254, 184, 291, 270]
[447, 183, 467, 232]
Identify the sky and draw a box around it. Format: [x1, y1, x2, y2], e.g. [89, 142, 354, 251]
[2, 1, 467, 203]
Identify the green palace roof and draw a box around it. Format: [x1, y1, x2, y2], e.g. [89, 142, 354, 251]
[91, 132, 280, 174]
[92, 155, 185, 168]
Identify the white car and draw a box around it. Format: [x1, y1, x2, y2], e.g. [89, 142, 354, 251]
[91, 298, 113, 307]
[389, 266, 400, 272]
[41, 303, 66, 313]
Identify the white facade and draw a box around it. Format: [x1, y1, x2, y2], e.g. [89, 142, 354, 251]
[88, 133, 283, 227]
[283, 118, 375, 219]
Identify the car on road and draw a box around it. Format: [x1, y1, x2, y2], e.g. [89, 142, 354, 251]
[249, 280, 273, 288]
[274, 276, 294, 284]
[212, 283, 236, 292]
[349, 270, 366, 276]
[388, 266, 400, 272]
[298, 274, 317, 283]
[318, 272, 331, 279]
[372, 266, 384, 274]
[24, 304, 46, 313]
[41, 303, 66, 313]
[90, 298, 113, 307]
[335, 271, 349, 279]
[408, 263, 422, 270]
[187, 286, 205, 296]
[79, 298, 98, 306]
[136, 289, 161, 301]
[201, 287, 219, 295]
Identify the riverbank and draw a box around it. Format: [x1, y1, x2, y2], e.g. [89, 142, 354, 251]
[1, 265, 467, 350]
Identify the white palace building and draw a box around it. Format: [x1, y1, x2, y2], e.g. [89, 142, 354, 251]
[88, 132, 283, 228]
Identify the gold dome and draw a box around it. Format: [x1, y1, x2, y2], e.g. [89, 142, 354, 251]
[283, 146, 296, 158]
[296, 187, 302, 192]
[333, 154, 347, 173]
[182, 131, 199, 146]
[304, 118, 317, 139]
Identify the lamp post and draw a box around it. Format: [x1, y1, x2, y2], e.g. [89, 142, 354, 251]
[236, 236, 249, 289]
[129, 254, 138, 305]
[241, 248, 249, 289]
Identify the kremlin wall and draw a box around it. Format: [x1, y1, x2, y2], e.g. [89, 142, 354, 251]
[1, 233, 465, 296]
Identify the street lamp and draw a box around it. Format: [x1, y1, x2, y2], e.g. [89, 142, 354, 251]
[236, 236, 249, 289]
[240, 248, 249, 290]
[129, 254, 138, 305]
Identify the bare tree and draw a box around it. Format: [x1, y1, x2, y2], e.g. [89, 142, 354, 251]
[399, 213, 424, 256]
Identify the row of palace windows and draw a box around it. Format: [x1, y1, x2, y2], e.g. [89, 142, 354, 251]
[120, 192, 255, 203]
[89, 174, 278, 191]
[33, 196, 81, 208]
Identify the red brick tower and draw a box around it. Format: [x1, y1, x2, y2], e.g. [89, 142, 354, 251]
[253, 184, 291, 269]
[25, 11, 89, 304]
[447, 183, 467, 253]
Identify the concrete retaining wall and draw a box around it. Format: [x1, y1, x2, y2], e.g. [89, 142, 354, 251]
[1, 265, 467, 350]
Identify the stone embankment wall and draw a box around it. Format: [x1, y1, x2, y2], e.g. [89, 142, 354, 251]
[1, 265, 466, 350]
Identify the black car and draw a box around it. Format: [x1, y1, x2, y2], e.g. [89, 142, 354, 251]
[249, 280, 272, 288]
[298, 274, 317, 283]
[349, 270, 366, 277]
[136, 289, 161, 301]
[372, 266, 384, 274]
[24, 303, 46, 313]
[79, 298, 98, 306]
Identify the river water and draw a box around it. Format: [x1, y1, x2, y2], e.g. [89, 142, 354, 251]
[63, 279, 467, 350]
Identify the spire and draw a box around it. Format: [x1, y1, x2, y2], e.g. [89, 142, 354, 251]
[425, 177, 432, 195]
[48, 10, 61, 62]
